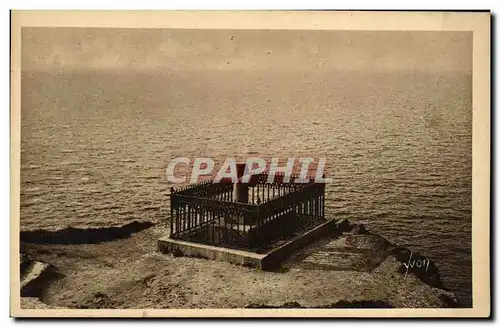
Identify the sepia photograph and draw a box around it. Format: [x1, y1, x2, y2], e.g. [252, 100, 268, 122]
[10, 10, 490, 318]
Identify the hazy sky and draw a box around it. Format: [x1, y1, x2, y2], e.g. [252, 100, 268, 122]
[21, 28, 472, 73]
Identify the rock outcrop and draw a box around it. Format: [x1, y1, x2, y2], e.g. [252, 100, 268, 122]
[20, 220, 154, 244]
[333, 219, 449, 296]
[21, 259, 62, 298]
[18, 222, 462, 309]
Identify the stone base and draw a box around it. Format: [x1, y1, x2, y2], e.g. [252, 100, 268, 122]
[157, 219, 337, 270]
[157, 238, 266, 268]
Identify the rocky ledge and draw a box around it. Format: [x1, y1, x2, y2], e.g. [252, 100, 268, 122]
[20, 220, 154, 244]
[335, 218, 449, 292]
[19, 220, 461, 309]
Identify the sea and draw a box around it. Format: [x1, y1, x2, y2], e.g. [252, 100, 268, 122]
[20, 68, 472, 306]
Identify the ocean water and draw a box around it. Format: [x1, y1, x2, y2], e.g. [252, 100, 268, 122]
[20, 69, 472, 306]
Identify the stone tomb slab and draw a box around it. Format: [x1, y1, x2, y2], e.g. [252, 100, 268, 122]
[284, 233, 392, 272]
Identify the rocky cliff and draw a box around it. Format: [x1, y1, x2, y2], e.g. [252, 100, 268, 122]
[19, 220, 460, 310]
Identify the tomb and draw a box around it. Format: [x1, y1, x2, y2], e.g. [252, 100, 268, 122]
[158, 163, 335, 269]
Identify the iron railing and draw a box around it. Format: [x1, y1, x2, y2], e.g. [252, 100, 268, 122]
[169, 173, 326, 251]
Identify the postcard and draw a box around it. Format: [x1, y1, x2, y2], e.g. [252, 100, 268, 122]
[10, 10, 491, 318]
